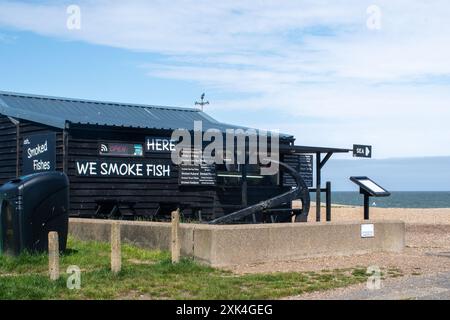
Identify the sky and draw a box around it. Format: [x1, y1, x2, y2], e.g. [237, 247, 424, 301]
[1, 0, 450, 159]
[323, 157, 450, 191]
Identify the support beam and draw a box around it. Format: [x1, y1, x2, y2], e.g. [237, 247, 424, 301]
[364, 193, 370, 220]
[315, 152, 321, 222]
[9, 118, 21, 178]
[242, 164, 248, 207]
[241, 164, 254, 222]
[15, 122, 20, 177]
[326, 181, 331, 222]
[320, 152, 333, 170]
[62, 130, 69, 174]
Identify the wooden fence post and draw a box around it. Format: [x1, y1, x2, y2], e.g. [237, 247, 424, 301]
[171, 209, 180, 264]
[48, 232, 60, 281]
[111, 222, 121, 274]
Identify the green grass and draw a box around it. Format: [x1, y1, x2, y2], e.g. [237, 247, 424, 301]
[0, 238, 370, 300]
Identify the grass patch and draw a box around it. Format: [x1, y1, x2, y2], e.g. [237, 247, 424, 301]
[0, 237, 370, 300]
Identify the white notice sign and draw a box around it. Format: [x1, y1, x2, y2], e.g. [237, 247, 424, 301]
[361, 224, 375, 238]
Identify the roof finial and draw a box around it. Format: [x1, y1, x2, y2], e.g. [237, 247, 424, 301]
[195, 93, 209, 112]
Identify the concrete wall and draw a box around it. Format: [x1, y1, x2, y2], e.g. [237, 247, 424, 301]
[69, 218, 405, 267]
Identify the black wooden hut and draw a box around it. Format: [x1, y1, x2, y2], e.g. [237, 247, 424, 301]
[0, 91, 350, 223]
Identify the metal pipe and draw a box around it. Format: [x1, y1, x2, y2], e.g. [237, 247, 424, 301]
[364, 193, 370, 220]
[316, 152, 321, 222]
[326, 181, 331, 222]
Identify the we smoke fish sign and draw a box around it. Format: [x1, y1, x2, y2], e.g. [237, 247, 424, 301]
[22, 132, 56, 175]
[75, 160, 172, 178]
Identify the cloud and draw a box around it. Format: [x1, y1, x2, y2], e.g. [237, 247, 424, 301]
[0, 32, 16, 43]
[1, 0, 450, 157]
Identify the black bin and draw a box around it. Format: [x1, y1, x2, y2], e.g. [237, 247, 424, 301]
[0, 172, 69, 255]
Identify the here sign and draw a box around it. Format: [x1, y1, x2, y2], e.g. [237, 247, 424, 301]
[145, 137, 176, 153]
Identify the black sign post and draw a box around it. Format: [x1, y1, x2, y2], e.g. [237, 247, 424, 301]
[350, 176, 390, 220]
[22, 133, 56, 175]
[353, 144, 372, 158]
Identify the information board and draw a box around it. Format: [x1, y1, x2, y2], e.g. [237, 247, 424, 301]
[179, 148, 216, 186]
[283, 154, 313, 188]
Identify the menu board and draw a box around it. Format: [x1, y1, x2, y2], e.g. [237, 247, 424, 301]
[283, 154, 313, 188]
[179, 148, 217, 186]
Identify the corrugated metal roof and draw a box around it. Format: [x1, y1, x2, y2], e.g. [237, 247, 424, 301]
[0, 91, 293, 139]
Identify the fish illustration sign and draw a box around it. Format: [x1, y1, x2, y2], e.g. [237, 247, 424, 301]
[22, 133, 56, 175]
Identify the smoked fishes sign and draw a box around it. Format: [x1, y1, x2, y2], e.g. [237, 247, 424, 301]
[22, 132, 56, 175]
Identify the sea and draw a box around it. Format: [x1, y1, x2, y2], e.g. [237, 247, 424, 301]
[318, 192, 450, 208]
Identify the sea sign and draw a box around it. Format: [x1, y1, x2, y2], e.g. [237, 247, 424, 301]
[75, 160, 172, 178]
[353, 144, 372, 158]
[145, 136, 177, 153]
[22, 132, 56, 175]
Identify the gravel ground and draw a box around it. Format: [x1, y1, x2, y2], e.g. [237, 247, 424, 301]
[225, 222, 450, 276]
[290, 271, 450, 300]
[224, 207, 450, 299]
[305, 205, 450, 225]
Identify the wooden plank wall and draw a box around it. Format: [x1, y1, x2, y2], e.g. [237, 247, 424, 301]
[0, 116, 291, 220]
[66, 127, 217, 219]
[0, 115, 17, 184]
[0, 115, 64, 185]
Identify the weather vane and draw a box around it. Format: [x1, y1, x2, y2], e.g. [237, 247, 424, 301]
[195, 93, 209, 111]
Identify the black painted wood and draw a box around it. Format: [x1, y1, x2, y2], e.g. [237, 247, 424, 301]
[0, 115, 18, 184]
[0, 116, 291, 221]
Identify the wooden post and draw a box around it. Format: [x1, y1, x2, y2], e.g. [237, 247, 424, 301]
[171, 209, 180, 264]
[111, 222, 121, 274]
[48, 232, 60, 281]
[316, 152, 321, 222]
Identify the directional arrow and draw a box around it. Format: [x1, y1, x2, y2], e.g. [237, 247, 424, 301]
[353, 144, 372, 158]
